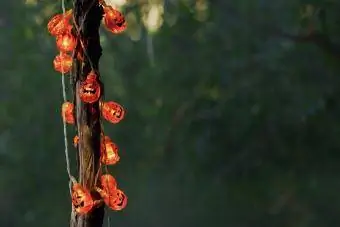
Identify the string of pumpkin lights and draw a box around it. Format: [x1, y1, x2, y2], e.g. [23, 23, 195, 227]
[48, 0, 128, 215]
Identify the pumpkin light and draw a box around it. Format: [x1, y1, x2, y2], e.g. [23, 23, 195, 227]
[73, 135, 119, 164]
[103, 6, 127, 34]
[101, 101, 125, 124]
[106, 189, 128, 211]
[79, 71, 101, 103]
[97, 187, 128, 211]
[101, 136, 120, 165]
[62, 101, 74, 124]
[53, 52, 73, 73]
[47, 10, 73, 36]
[56, 32, 76, 52]
[71, 183, 94, 214]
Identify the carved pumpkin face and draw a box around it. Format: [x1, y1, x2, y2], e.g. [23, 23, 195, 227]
[107, 189, 128, 211]
[101, 101, 125, 124]
[101, 136, 120, 165]
[79, 71, 101, 103]
[71, 183, 94, 214]
[96, 187, 128, 211]
[103, 6, 127, 34]
[61, 102, 74, 124]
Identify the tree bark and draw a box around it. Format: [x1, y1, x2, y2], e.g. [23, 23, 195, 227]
[70, 0, 105, 226]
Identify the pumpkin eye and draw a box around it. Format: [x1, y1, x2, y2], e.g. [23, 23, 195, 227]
[115, 109, 122, 117]
[116, 19, 125, 26]
[116, 195, 125, 206]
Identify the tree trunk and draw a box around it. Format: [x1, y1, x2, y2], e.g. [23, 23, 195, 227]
[70, 0, 105, 226]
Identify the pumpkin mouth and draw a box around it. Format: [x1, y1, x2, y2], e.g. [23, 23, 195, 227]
[83, 87, 96, 94]
[116, 199, 124, 206]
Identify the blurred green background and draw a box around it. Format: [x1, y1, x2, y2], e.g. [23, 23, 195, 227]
[2, 0, 340, 226]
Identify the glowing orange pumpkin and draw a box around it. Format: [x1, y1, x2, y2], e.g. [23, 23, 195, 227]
[47, 10, 73, 36]
[71, 183, 94, 214]
[101, 136, 120, 165]
[97, 188, 128, 211]
[108, 189, 128, 211]
[56, 32, 76, 52]
[101, 101, 125, 124]
[100, 174, 117, 192]
[103, 6, 127, 34]
[79, 71, 101, 103]
[73, 135, 119, 164]
[62, 102, 74, 124]
[53, 53, 73, 73]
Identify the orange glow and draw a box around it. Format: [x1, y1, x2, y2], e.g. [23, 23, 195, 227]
[47, 10, 73, 36]
[73, 135, 79, 147]
[97, 188, 128, 211]
[103, 6, 127, 34]
[107, 189, 127, 211]
[62, 102, 74, 124]
[71, 183, 94, 214]
[101, 101, 125, 124]
[53, 53, 73, 73]
[56, 32, 76, 52]
[79, 71, 101, 103]
[101, 174, 117, 192]
[101, 136, 120, 165]
[74, 135, 119, 164]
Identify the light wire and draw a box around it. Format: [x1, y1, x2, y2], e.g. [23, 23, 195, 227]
[61, 0, 76, 188]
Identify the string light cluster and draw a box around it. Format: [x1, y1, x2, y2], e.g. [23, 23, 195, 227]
[48, 0, 128, 215]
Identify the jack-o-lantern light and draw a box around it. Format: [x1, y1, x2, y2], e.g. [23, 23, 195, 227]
[79, 71, 101, 103]
[47, 10, 73, 36]
[56, 32, 76, 52]
[101, 101, 125, 124]
[101, 174, 117, 192]
[53, 53, 73, 73]
[71, 183, 94, 214]
[107, 189, 128, 211]
[103, 6, 127, 34]
[101, 136, 120, 165]
[73, 135, 119, 165]
[62, 101, 74, 124]
[97, 187, 128, 211]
